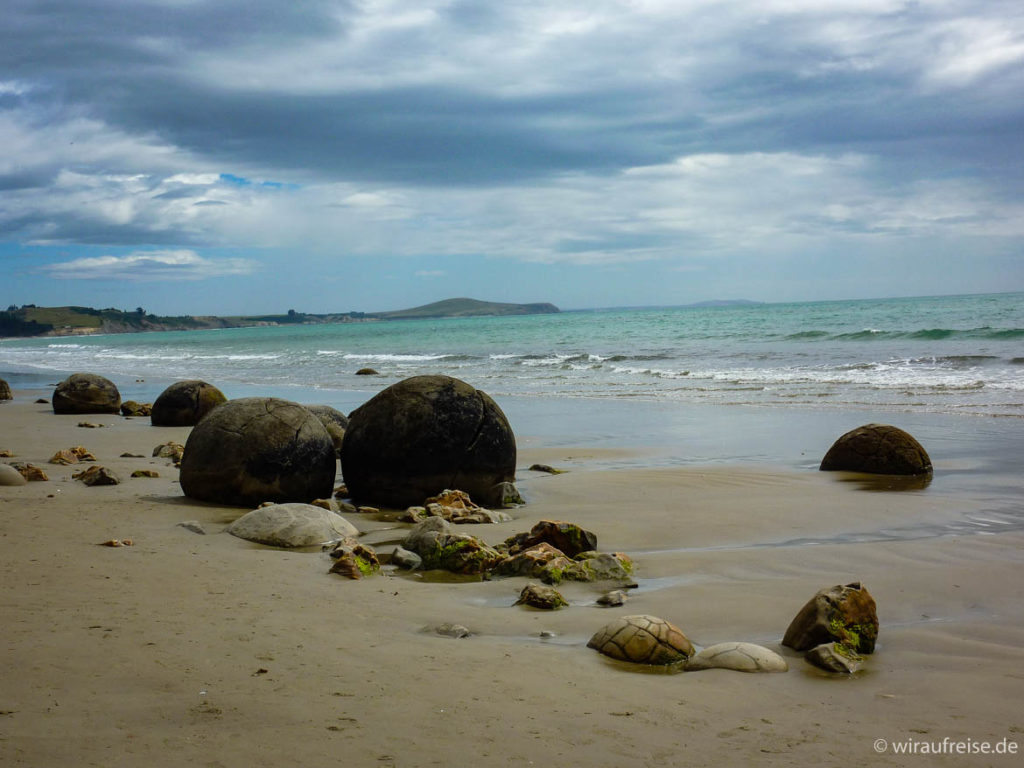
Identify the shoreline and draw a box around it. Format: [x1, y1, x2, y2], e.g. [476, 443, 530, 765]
[2, 387, 1024, 765]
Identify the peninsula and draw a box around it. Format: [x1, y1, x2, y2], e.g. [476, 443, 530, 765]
[0, 298, 561, 338]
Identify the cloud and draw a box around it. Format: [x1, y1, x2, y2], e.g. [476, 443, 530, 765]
[40, 250, 256, 281]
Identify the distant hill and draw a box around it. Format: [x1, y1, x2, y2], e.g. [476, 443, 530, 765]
[0, 298, 560, 338]
[375, 297, 560, 319]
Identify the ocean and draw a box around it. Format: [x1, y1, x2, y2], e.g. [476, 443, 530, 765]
[2, 292, 1021, 416]
[2, 290, 1023, 503]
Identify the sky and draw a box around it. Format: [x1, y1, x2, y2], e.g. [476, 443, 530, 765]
[1, 0, 1023, 315]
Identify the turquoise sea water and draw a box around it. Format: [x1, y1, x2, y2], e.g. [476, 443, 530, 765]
[2, 292, 1022, 417]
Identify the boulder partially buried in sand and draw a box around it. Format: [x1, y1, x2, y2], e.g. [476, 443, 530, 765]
[180, 397, 337, 506]
[227, 503, 358, 547]
[52, 373, 121, 415]
[341, 375, 516, 508]
[820, 423, 931, 475]
[684, 642, 788, 673]
[151, 380, 227, 426]
[587, 615, 694, 666]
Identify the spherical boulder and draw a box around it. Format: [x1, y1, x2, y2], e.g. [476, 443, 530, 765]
[820, 423, 931, 475]
[303, 404, 349, 455]
[151, 380, 227, 426]
[587, 615, 694, 666]
[0, 378, 12, 401]
[341, 375, 516, 508]
[180, 397, 337, 506]
[52, 373, 121, 414]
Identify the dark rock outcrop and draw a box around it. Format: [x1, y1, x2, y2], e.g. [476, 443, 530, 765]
[151, 380, 227, 426]
[341, 375, 516, 508]
[180, 398, 337, 506]
[820, 424, 931, 475]
[52, 373, 121, 415]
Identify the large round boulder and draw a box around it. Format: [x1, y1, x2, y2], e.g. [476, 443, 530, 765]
[341, 375, 516, 508]
[0, 378, 12, 401]
[52, 373, 121, 414]
[180, 397, 337, 506]
[303, 404, 349, 455]
[151, 380, 227, 426]
[820, 423, 932, 475]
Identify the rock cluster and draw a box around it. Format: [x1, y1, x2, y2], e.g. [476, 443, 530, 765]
[402, 489, 512, 524]
[49, 445, 96, 465]
[52, 373, 121, 415]
[326, 537, 381, 579]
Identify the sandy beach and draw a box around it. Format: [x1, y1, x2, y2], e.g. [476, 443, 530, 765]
[2, 389, 1023, 767]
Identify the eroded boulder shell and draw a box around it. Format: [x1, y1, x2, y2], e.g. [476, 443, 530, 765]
[180, 397, 336, 506]
[782, 581, 879, 654]
[152, 380, 227, 426]
[341, 375, 516, 508]
[820, 424, 931, 475]
[226, 503, 358, 547]
[587, 614, 694, 665]
[52, 373, 121, 415]
[684, 642, 788, 673]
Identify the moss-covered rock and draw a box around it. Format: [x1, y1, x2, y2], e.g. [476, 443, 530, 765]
[782, 581, 879, 655]
[514, 583, 568, 610]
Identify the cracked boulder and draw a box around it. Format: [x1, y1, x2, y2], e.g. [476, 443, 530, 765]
[52, 373, 121, 415]
[588, 615, 694, 666]
[341, 375, 516, 508]
[180, 397, 337, 506]
[820, 423, 931, 475]
[303, 404, 349, 456]
[152, 380, 227, 426]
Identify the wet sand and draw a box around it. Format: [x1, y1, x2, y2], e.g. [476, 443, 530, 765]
[2, 391, 1023, 767]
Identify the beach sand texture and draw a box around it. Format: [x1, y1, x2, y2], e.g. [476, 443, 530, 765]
[2, 393, 1023, 767]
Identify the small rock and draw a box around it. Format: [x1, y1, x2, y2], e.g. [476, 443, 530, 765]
[515, 583, 568, 610]
[0, 463, 29, 486]
[152, 442, 185, 462]
[131, 469, 160, 478]
[805, 642, 863, 674]
[74, 466, 121, 486]
[327, 539, 381, 579]
[0, 449, 14, 457]
[354, 368, 379, 375]
[492, 481, 523, 507]
[539, 630, 557, 639]
[432, 623, 471, 639]
[310, 498, 341, 512]
[390, 545, 422, 570]
[597, 590, 628, 607]
[120, 452, 145, 458]
[98, 538, 134, 547]
[120, 401, 153, 417]
[333, 484, 349, 498]
[77, 422, 103, 428]
[529, 463, 566, 474]
[356, 506, 380, 515]
[35, 398, 48, 404]
[49, 449, 79, 465]
[10, 463, 48, 482]
[177, 521, 206, 535]
[684, 642, 789, 673]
